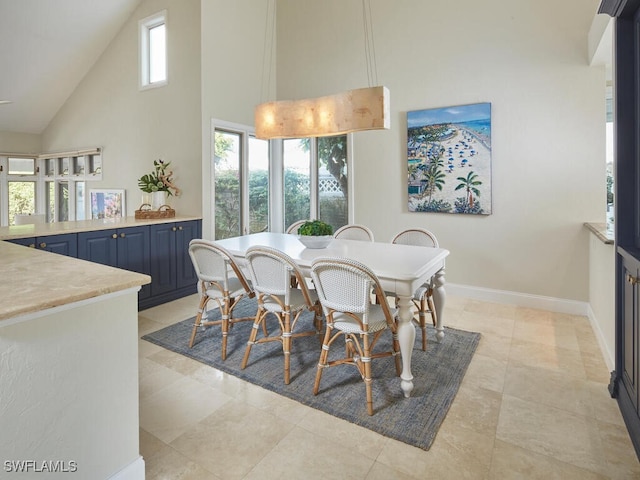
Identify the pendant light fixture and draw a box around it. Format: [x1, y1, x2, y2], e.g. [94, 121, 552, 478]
[254, 0, 390, 140]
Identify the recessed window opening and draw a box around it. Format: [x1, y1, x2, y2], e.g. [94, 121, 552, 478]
[140, 11, 167, 89]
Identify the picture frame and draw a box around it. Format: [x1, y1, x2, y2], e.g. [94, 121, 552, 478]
[407, 102, 492, 215]
[90, 189, 126, 219]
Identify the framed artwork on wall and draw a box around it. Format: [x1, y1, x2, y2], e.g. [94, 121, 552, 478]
[407, 102, 492, 215]
[90, 189, 125, 219]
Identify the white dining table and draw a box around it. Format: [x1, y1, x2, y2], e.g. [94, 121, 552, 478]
[215, 232, 449, 398]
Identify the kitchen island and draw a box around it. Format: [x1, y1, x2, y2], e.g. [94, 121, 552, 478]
[0, 240, 150, 479]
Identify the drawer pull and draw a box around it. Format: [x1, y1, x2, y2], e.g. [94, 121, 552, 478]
[172, 227, 177, 232]
[39, 242, 46, 248]
[627, 274, 639, 285]
[120, 233, 126, 238]
[112, 234, 118, 239]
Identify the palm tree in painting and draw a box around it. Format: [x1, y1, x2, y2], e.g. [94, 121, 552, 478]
[423, 157, 446, 201]
[455, 171, 482, 208]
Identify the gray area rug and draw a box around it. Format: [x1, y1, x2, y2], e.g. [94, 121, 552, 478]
[142, 297, 480, 450]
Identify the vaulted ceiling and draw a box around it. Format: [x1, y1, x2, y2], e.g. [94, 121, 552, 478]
[0, 0, 143, 135]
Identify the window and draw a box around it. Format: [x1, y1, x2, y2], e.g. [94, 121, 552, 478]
[283, 136, 349, 233]
[0, 150, 101, 226]
[3, 157, 37, 225]
[139, 10, 167, 89]
[213, 123, 270, 239]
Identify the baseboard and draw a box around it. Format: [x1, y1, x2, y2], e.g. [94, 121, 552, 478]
[446, 283, 589, 315]
[587, 304, 615, 372]
[108, 456, 145, 480]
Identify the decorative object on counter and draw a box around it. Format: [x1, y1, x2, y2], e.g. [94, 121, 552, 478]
[90, 189, 125, 220]
[138, 159, 181, 199]
[134, 203, 175, 219]
[297, 220, 333, 249]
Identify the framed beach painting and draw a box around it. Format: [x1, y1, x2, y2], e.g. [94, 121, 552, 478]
[407, 102, 492, 215]
[90, 189, 125, 219]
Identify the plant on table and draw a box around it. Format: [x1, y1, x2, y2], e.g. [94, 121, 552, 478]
[298, 220, 333, 236]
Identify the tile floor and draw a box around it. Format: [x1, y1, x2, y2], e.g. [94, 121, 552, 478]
[138, 294, 640, 479]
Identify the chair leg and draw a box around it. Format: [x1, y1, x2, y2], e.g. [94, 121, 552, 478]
[241, 308, 265, 370]
[313, 327, 332, 395]
[221, 296, 230, 360]
[419, 296, 428, 351]
[364, 361, 374, 416]
[188, 294, 209, 348]
[427, 294, 437, 327]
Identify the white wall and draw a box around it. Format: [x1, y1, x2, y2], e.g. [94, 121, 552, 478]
[0, 291, 142, 479]
[276, 0, 605, 302]
[0, 131, 41, 153]
[41, 0, 202, 216]
[589, 234, 615, 369]
[200, 0, 274, 238]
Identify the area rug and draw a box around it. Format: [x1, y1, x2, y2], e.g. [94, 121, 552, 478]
[141, 297, 480, 450]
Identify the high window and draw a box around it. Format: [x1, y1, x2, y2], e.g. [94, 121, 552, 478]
[139, 10, 167, 89]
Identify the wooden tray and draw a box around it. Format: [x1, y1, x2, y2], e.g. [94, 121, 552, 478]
[134, 203, 175, 219]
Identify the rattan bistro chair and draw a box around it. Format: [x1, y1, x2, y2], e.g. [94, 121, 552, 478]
[333, 224, 375, 242]
[391, 228, 439, 351]
[286, 219, 308, 235]
[187, 239, 256, 359]
[241, 246, 323, 384]
[310, 257, 401, 416]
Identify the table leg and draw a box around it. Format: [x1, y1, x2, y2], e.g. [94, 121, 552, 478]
[432, 266, 447, 342]
[396, 295, 415, 398]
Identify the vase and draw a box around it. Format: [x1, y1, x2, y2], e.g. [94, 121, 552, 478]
[151, 191, 167, 210]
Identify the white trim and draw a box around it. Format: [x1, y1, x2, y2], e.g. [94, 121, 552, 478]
[108, 456, 145, 480]
[587, 304, 615, 372]
[446, 282, 589, 316]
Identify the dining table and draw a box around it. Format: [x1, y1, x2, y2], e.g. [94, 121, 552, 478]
[215, 232, 449, 398]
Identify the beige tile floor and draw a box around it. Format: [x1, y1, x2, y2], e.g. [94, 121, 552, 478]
[138, 294, 640, 479]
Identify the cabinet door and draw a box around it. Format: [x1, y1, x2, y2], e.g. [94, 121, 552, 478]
[175, 220, 200, 289]
[37, 233, 77, 257]
[7, 237, 36, 248]
[149, 223, 177, 296]
[622, 255, 640, 413]
[117, 226, 151, 300]
[78, 230, 118, 266]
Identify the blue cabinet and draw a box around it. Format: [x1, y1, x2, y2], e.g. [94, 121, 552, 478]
[78, 226, 151, 300]
[6, 219, 201, 310]
[8, 234, 77, 256]
[145, 220, 199, 309]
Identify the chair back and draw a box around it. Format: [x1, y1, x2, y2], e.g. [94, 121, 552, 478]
[333, 224, 375, 242]
[311, 257, 392, 324]
[391, 228, 438, 248]
[246, 246, 314, 305]
[286, 219, 308, 234]
[188, 239, 251, 292]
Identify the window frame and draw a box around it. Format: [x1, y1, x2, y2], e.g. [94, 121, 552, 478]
[139, 10, 168, 91]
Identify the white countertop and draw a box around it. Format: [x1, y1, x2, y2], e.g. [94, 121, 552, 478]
[0, 215, 201, 241]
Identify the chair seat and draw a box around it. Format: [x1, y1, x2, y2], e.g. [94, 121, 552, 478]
[332, 304, 397, 334]
[262, 288, 319, 313]
[204, 276, 248, 300]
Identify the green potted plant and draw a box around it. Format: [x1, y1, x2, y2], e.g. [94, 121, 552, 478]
[138, 159, 180, 209]
[297, 220, 333, 248]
